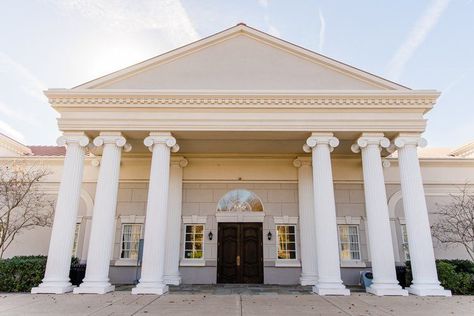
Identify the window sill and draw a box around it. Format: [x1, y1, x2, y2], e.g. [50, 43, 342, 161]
[114, 259, 139, 266]
[180, 259, 206, 267]
[275, 260, 301, 267]
[340, 261, 366, 268]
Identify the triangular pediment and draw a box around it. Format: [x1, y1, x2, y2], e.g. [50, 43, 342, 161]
[75, 24, 408, 91]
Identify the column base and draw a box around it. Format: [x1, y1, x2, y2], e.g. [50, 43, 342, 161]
[164, 275, 182, 286]
[299, 274, 317, 286]
[313, 283, 350, 296]
[132, 282, 169, 295]
[367, 284, 408, 296]
[73, 282, 115, 294]
[31, 282, 74, 294]
[407, 284, 452, 297]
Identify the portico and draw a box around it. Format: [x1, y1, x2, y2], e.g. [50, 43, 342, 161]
[32, 24, 451, 296]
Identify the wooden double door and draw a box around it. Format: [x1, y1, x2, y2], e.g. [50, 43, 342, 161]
[217, 223, 263, 284]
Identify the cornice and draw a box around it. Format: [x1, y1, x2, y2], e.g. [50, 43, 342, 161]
[46, 89, 440, 111]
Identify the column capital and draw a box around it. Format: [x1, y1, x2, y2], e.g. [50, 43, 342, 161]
[293, 157, 312, 168]
[303, 133, 339, 153]
[393, 135, 427, 149]
[93, 133, 132, 152]
[144, 132, 179, 153]
[351, 134, 390, 153]
[57, 133, 89, 147]
[170, 156, 188, 168]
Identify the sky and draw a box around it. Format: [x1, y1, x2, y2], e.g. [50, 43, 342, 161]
[0, 0, 473, 148]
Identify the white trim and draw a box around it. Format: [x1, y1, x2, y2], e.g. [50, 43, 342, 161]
[340, 261, 366, 268]
[76, 216, 83, 224]
[337, 224, 362, 263]
[275, 260, 301, 267]
[180, 259, 206, 267]
[114, 258, 139, 266]
[274, 216, 298, 224]
[182, 224, 205, 262]
[118, 223, 144, 260]
[336, 216, 362, 225]
[119, 215, 145, 224]
[275, 224, 299, 264]
[216, 212, 265, 223]
[182, 215, 207, 224]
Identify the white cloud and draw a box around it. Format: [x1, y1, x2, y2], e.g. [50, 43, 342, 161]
[0, 120, 26, 143]
[46, 0, 199, 46]
[386, 0, 450, 80]
[258, 0, 269, 8]
[318, 9, 326, 53]
[0, 52, 46, 102]
[264, 14, 280, 37]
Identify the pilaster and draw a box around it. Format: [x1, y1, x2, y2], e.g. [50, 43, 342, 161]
[164, 157, 188, 285]
[293, 157, 318, 286]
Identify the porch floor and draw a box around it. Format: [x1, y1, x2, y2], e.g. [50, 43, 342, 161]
[116, 284, 365, 295]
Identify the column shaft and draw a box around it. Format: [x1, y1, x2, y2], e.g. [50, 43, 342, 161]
[306, 134, 349, 296]
[354, 136, 407, 296]
[294, 159, 318, 285]
[32, 135, 88, 294]
[74, 135, 127, 294]
[132, 134, 176, 295]
[395, 137, 451, 296]
[164, 158, 187, 285]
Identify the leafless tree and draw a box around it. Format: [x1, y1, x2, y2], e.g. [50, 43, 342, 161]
[431, 184, 474, 261]
[0, 161, 54, 258]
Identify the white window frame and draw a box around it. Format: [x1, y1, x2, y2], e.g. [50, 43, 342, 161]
[400, 223, 410, 261]
[337, 224, 362, 264]
[116, 215, 145, 266]
[180, 216, 206, 266]
[274, 216, 300, 267]
[72, 222, 81, 257]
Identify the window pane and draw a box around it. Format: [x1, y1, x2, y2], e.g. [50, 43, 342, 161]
[184, 225, 205, 260]
[276, 225, 297, 260]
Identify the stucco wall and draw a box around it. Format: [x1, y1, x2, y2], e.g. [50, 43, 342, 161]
[2, 156, 473, 286]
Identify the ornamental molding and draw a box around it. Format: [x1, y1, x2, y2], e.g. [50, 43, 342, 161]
[46, 90, 440, 110]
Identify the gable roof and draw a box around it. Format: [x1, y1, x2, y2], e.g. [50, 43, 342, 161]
[73, 23, 409, 91]
[0, 133, 32, 156]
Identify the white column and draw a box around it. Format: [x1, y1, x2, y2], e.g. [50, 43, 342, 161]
[304, 133, 349, 296]
[32, 133, 89, 294]
[293, 158, 318, 286]
[74, 133, 130, 294]
[351, 134, 407, 296]
[394, 136, 451, 296]
[132, 132, 179, 295]
[164, 157, 188, 285]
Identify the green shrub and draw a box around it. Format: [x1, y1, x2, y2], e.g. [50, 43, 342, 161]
[0, 256, 47, 292]
[405, 260, 474, 295]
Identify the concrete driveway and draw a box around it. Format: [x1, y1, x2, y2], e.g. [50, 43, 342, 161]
[0, 292, 473, 315]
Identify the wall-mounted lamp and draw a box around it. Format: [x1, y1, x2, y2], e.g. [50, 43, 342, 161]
[267, 231, 272, 241]
[208, 231, 213, 240]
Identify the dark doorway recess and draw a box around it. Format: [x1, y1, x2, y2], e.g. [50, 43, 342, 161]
[217, 223, 263, 284]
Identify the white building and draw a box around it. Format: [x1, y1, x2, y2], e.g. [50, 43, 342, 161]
[1, 24, 473, 297]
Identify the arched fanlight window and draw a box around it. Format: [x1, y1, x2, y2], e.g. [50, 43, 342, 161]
[217, 189, 263, 212]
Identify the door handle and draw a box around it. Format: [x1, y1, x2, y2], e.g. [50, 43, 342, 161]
[236, 255, 240, 266]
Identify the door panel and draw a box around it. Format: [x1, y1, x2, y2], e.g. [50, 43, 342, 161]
[217, 223, 263, 284]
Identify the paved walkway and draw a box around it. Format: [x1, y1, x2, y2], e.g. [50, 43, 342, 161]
[0, 291, 473, 315]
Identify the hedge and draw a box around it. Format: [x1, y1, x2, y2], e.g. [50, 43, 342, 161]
[0, 256, 47, 292]
[405, 260, 474, 295]
[0, 256, 80, 292]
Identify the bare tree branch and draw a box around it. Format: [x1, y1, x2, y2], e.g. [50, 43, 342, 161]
[431, 184, 474, 261]
[0, 161, 53, 258]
